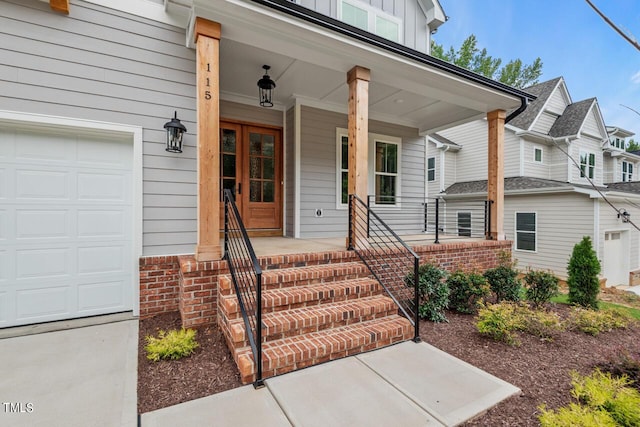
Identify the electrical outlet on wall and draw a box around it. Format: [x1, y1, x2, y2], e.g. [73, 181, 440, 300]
[314, 208, 323, 218]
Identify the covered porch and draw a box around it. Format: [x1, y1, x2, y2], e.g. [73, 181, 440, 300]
[186, 0, 533, 261]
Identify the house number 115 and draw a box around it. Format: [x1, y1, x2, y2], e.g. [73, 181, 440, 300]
[204, 63, 212, 100]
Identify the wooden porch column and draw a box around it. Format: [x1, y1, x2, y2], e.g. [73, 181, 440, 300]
[347, 66, 370, 247]
[50, 0, 70, 14]
[487, 109, 506, 240]
[194, 18, 222, 261]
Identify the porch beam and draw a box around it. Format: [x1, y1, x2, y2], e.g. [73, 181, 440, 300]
[347, 66, 370, 247]
[487, 109, 506, 240]
[194, 17, 222, 261]
[50, 0, 70, 14]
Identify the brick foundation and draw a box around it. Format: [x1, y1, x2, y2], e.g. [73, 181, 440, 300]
[138, 239, 512, 327]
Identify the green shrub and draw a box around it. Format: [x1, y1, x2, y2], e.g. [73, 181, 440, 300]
[447, 271, 490, 314]
[524, 270, 559, 308]
[484, 265, 522, 302]
[567, 236, 601, 309]
[145, 328, 199, 362]
[522, 309, 565, 341]
[569, 307, 633, 336]
[406, 263, 449, 322]
[540, 370, 640, 427]
[572, 369, 640, 427]
[538, 403, 617, 427]
[476, 302, 525, 346]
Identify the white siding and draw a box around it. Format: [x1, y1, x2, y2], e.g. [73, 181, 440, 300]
[545, 86, 569, 115]
[425, 142, 439, 197]
[297, 106, 425, 237]
[603, 154, 615, 184]
[504, 130, 520, 177]
[582, 107, 605, 139]
[549, 144, 569, 181]
[504, 193, 594, 278]
[522, 141, 553, 179]
[444, 150, 456, 190]
[0, 0, 198, 256]
[569, 136, 604, 186]
[439, 120, 487, 183]
[531, 111, 557, 134]
[597, 197, 640, 278]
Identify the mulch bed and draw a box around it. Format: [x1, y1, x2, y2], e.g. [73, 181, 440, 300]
[138, 306, 639, 425]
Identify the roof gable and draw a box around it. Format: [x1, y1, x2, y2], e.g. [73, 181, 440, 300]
[548, 98, 595, 137]
[508, 77, 565, 130]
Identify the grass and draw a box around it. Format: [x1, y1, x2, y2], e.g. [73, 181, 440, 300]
[551, 294, 640, 320]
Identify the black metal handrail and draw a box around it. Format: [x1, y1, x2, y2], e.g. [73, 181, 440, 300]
[223, 189, 264, 388]
[367, 195, 489, 244]
[349, 194, 420, 342]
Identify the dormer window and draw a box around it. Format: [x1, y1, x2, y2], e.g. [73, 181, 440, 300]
[610, 137, 625, 150]
[339, 0, 402, 43]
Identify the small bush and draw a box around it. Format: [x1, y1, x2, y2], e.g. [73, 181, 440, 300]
[569, 307, 634, 336]
[145, 328, 199, 362]
[540, 370, 640, 427]
[538, 403, 617, 427]
[522, 309, 565, 341]
[475, 302, 525, 346]
[406, 263, 449, 322]
[567, 236, 601, 309]
[447, 271, 490, 314]
[572, 369, 640, 427]
[484, 265, 522, 302]
[524, 270, 559, 308]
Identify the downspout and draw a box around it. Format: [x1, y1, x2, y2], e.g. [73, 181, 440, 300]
[505, 96, 529, 124]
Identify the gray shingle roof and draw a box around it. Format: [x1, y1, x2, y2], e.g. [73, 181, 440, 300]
[548, 98, 596, 138]
[507, 77, 563, 130]
[604, 181, 640, 194]
[444, 177, 573, 194]
[430, 133, 460, 146]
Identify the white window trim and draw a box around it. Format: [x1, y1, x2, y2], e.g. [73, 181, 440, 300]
[533, 146, 543, 164]
[427, 156, 436, 182]
[335, 128, 402, 209]
[579, 149, 596, 180]
[622, 160, 634, 182]
[515, 211, 537, 253]
[337, 0, 403, 43]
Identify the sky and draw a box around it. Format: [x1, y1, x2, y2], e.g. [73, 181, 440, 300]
[434, 0, 640, 139]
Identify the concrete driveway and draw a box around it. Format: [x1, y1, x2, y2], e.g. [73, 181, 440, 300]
[0, 319, 137, 427]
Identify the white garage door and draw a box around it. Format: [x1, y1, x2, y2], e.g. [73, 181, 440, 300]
[603, 231, 628, 287]
[0, 125, 134, 327]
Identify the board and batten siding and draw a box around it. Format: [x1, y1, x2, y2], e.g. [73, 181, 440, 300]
[298, 0, 430, 53]
[298, 105, 426, 238]
[505, 193, 594, 278]
[0, 0, 200, 256]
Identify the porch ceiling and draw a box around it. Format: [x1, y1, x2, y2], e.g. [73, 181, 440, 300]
[195, 0, 523, 133]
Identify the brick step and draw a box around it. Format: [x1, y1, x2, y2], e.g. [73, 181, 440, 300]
[235, 315, 414, 384]
[226, 295, 399, 347]
[218, 262, 371, 296]
[219, 277, 381, 320]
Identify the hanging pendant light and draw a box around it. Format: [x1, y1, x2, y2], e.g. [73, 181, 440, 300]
[257, 65, 276, 108]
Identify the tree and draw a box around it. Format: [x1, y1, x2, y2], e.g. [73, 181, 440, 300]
[627, 138, 640, 152]
[431, 34, 543, 89]
[567, 236, 601, 309]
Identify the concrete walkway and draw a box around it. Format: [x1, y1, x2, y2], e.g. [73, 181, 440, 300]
[142, 341, 520, 427]
[0, 320, 138, 427]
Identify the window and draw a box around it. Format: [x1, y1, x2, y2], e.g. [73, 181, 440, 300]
[339, 0, 402, 42]
[427, 157, 436, 181]
[533, 147, 543, 163]
[337, 130, 400, 207]
[579, 150, 595, 179]
[623, 161, 634, 182]
[515, 212, 536, 252]
[457, 212, 471, 237]
[374, 141, 398, 204]
[610, 137, 625, 150]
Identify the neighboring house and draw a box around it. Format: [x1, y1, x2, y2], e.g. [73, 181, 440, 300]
[0, 0, 534, 330]
[431, 76, 640, 285]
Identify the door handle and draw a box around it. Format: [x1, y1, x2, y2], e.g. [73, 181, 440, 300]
[237, 183, 242, 195]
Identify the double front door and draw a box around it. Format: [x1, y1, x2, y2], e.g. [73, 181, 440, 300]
[220, 122, 282, 231]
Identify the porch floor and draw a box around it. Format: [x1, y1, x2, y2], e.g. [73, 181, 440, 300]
[243, 235, 484, 257]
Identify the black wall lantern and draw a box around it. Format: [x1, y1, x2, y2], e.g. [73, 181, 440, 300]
[257, 65, 276, 107]
[164, 111, 187, 153]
